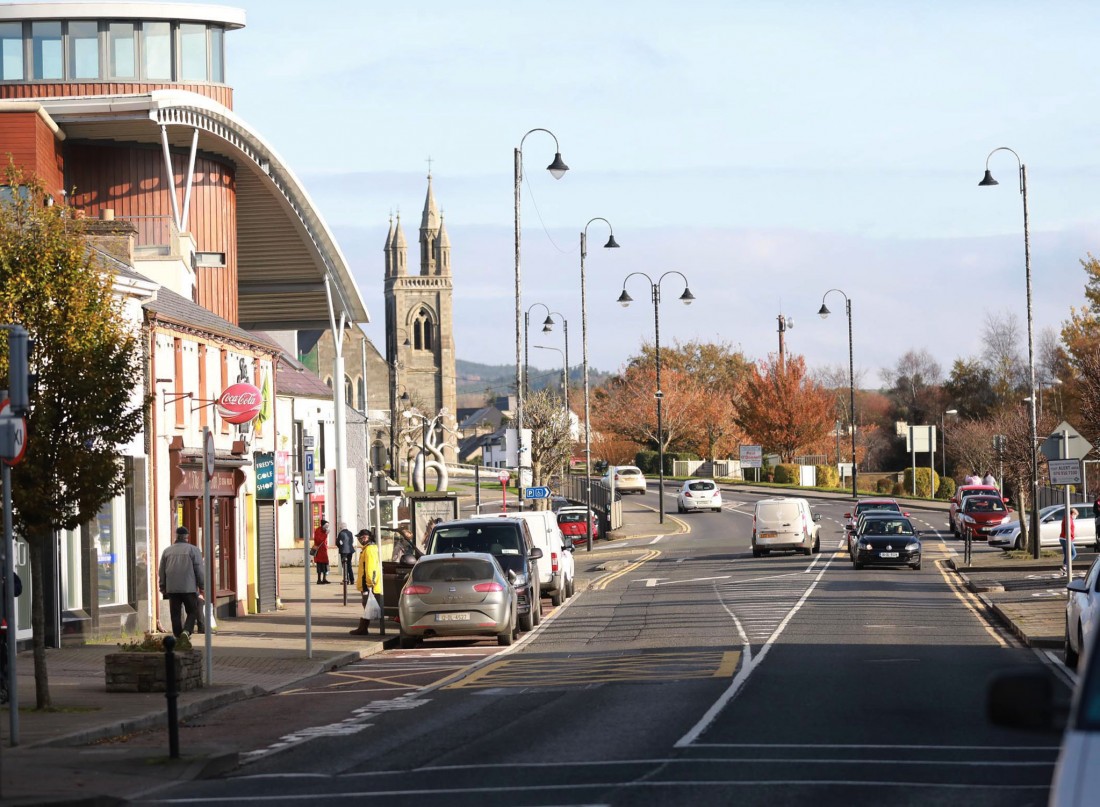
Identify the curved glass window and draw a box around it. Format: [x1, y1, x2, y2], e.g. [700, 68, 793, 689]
[179, 23, 206, 81]
[210, 27, 223, 82]
[108, 22, 136, 79]
[68, 21, 99, 79]
[142, 21, 170, 80]
[31, 21, 62, 79]
[0, 23, 22, 80]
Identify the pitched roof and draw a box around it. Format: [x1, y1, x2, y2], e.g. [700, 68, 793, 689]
[143, 286, 281, 353]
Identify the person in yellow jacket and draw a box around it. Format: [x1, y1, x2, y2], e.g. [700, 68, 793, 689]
[349, 529, 383, 635]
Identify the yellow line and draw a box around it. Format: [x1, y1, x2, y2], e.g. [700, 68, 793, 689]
[592, 549, 662, 590]
[935, 559, 1009, 648]
[714, 650, 741, 677]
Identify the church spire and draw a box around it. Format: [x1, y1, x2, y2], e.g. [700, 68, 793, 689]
[436, 210, 451, 276]
[419, 173, 439, 276]
[383, 214, 394, 276]
[393, 212, 407, 276]
[420, 172, 439, 232]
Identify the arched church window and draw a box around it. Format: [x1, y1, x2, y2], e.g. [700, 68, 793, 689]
[357, 378, 366, 411]
[413, 309, 434, 351]
[344, 375, 353, 407]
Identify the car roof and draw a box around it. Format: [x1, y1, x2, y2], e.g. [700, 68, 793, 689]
[557, 506, 591, 514]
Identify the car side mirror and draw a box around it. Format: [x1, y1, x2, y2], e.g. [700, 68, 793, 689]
[987, 670, 1064, 731]
[1067, 579, 1088, 593]
[529, 547, 544, 560]
[844, 513, 852, 519]
[903, 512, 911, 517]
[507, 569, 518, 583]
[812, 513, 821, 522]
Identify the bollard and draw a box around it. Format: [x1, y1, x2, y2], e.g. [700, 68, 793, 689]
[164, 635, 179, 759]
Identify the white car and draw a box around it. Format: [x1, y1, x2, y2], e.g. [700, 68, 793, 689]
[603, 465, 647, 494]
[677, 479, 722, 513]
[1066, 557, 1100, 670]
[988, 502, 1097, 551]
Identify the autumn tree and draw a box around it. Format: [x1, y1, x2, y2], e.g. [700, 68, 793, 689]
[0, 169, 145, 708]
[734, 354, 833, 462]
[1061, 253, 1100, 366]
[991, 404, 1059, 555]
[526, 387, 572, 506]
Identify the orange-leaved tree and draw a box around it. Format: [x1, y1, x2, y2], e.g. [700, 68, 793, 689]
[734, 354, 833, 462]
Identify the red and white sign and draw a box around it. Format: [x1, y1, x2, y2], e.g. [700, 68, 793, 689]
[0, 399, 27, 466]
[497, 471, 510, 484]
[216, 382, 262, 425]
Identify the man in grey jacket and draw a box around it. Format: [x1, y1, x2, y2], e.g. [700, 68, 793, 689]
[159, 526, 205, 637]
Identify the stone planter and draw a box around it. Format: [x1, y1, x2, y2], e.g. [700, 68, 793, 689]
[105, 650, 204, 693]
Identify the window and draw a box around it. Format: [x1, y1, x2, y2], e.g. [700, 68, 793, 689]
[108, 22, 136, 79]
[179, 23, 206, 81]
[142, 21, 170, 79]
[31, 21, 62, 79]
[94, 495, 129, 606]
[413, 310, 434, 351]
[68, 21, 99, 79]
[0, 23, 23, 80]
[210, 26, 223, 82]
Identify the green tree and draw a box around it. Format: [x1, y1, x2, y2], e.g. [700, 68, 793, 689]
[0, 169, 145, 708]
[944, 358, 997, 420]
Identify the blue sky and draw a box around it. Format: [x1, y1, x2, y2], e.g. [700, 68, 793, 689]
[217, 0, 1100, 386]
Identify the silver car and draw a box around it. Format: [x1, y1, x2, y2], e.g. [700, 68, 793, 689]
[398, 552, 518, 649]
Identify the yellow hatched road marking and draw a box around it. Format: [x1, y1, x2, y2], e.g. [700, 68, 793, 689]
[445, 650, 741, 689]
[592, 549, 662, 590]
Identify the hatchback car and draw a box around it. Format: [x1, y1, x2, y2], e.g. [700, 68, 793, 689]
[949, 484, 1006, 536]
[677, 479, 722, 513]
[988, 503, 1098, 551]
[603, 465, 647, 494]
[851, 515, 922, 570]
[957, 495, 1014, 542]
[1065, 556, 1100, 670]
[556, 506, 600, 545]
[397, 552, 518, 649]
[848, 512, 908, 560]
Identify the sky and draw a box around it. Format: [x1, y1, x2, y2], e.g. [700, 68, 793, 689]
[213, 0, 1100, 387]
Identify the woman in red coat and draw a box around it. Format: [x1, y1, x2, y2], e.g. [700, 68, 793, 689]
[312, 520, 331, 584]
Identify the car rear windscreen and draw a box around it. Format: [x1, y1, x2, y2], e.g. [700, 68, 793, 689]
[429, 525, 522, 556]
[412, 558, 496, 583]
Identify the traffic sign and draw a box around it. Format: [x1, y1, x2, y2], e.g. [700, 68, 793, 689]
[0, 398, 27, 466]
[204, 429, 215, 481]
[1048, 458, 1083, 486]
[1040, 421, 1094, 462]
[497, 471, 510, 484]
[524, 486, 550, 499]
[303, 450, 315, 494]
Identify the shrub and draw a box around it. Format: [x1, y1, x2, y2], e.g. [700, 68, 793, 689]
[891, 482, 905, 496]
[902, 467, 939, 498]
[634, 450, 659, 475]
[773, 463, 800, 484]
[876, 478, 893, 494]
[937, 476, 956, 500]
[815, 464, 839, 488]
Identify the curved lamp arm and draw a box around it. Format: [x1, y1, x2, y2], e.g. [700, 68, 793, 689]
[582, 217, 619, 258]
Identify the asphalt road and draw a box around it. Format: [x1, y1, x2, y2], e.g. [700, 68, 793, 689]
[134, 487, 1064, 806]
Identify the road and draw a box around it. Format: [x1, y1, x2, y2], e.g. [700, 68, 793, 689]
[133, 486, 1064, 806]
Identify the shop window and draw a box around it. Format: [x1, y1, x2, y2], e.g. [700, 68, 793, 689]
[108, 22, 135, 79]
[0, 22, 24, 80]
[68, 20, 99, 79]
[94, 496, 128, 607]
[31, 21, 62, 80]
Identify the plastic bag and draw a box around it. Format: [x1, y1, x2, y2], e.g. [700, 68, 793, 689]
[363, 596, 382, 621]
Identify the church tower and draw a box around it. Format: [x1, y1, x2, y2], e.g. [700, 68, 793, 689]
[384, 174, 458, 462]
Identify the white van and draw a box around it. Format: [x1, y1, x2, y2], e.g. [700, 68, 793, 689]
[471, 511, 575, 605]
[752, 497, 821, 556]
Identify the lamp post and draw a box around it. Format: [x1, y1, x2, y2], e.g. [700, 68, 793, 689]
[777, 313, 794, 373]
[942, 408, 958, 484]
[618, 271, 695, 524]
[979, 147, 1040, 559]
[580, 218, 619, 552]
[818, 289, 857, 500]
[515, 128, 568, 491]
[534, 344, 568, 407]
[524, 303, 563, 397]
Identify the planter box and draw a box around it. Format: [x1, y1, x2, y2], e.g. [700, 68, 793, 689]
[105, 650, 204, 693]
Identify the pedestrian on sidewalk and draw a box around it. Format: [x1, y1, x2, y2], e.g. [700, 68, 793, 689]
[159, 526, 205, 637]
[336, 522, 355, 584]
[350, 528, 383, 635]
[312, 520, 331, 584]
[1059, 508, 1079, 576]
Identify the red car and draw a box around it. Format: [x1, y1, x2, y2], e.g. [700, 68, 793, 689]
[949, 485, 1009, 536]
[556, 507, 600, 546]
[957, 495, 1014, 541]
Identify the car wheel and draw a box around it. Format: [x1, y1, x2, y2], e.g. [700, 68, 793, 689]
[752, 548, 761, 558]
[531, 586, 542, 626]
[518, 607, 534, 632]
[550, 587, 562, 607]
[714, 507, 721, 513]
[1065, 621, 1080, 670]
[801, 544, 812, 556]
[399, 633, 418, 649]
[566, 577, 575, 598]
[497, 622, 514, 646]
[853, 561, 863, 570]
[813, 536, 820, 553]
[911, 560, 922, 570]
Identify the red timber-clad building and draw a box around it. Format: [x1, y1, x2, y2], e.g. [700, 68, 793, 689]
[0, 2, 368, 644]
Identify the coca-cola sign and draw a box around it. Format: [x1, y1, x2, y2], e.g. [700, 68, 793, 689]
[217, 382, 263, 425]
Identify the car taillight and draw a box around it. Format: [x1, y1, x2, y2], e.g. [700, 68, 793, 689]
[551, 552, 559, 573]
[473, 582, 504, 593]
[403, 584, 432, 595]
[684, 491, 692, 497]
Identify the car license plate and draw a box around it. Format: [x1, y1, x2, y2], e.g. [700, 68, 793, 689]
[761, 531, 777, 539]
[436, 613, 470, 622]
[879, 552, 899, 558]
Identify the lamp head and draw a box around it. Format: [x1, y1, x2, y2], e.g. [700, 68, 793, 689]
[542, 315, 555, 329]
[617, 289, 633, 307]
[547, 153, 569, 179]
[679, 288, 695, 305]
[400, 391, 410, 404]
[604, 233, 620, 249]
[979, 169, 999, 187]
[818, 303, 831, 319]
[946, 408, 958, 415]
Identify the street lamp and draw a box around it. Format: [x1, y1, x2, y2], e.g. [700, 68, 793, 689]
[515, 128, 568, 492]
[580, 217, 619, 551]
[818, 289, 857, 499]
[777, 313, 794, 373]
[942, 408, 958, 484]
[979, 146, 1040, 559]
[618, 271, 695, 524]
[524, 302, 565, 397]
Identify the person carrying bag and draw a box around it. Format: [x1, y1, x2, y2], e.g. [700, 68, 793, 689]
[349, 529, 384, 635]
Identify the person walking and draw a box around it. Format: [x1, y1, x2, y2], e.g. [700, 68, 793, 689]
[312, 520, 331, 585]
[336, 522, 355, 584]
[159, 526, 205, 637]
[350, 528, 383, 636]
[1059, 508, 1079, 576]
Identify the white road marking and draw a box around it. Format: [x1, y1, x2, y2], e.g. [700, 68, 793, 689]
[649, 535, 664, 544]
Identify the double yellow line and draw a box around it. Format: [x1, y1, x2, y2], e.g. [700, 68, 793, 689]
[592, 549, 662, 591]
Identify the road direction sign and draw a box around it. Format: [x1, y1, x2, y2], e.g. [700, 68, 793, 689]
[524, 486, 551, 499]
[1048, 458, 1083, 486]
[1040, 421, 1094, 461]
[303, 450, 315, 494]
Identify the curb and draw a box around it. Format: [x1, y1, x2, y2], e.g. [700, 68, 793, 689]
[980, 594, 1063, 649]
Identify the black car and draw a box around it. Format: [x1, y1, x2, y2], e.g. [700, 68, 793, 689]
[852, 515, 922, 570]
[424, 518, 544, 631]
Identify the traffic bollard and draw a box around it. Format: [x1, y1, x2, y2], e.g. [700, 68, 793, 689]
[164, 635, 179, 759]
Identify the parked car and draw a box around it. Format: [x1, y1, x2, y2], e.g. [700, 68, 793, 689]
[397, 552, 518, 649]
[677, 479, 722, 513]
[470, 510, 575, 607]
[844, 498, 908, 534]
[557, 506, 600, 545]
[752, 497, 820, 557]
[851, 515, 922, 570]
[1065, 557, 1100, 670]
[989, 503, 1098, 551]
[603, 465, 647, 494]
[949, 484, 1007, 536]
[549, 495, 572, 512]
[424, 518, 543, 631]
[957, 495, 1014, 542]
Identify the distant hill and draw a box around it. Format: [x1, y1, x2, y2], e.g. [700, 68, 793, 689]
[456, 358, 611, 398]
